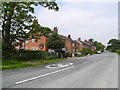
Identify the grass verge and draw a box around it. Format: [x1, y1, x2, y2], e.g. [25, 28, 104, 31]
[1, 58, 65, 70]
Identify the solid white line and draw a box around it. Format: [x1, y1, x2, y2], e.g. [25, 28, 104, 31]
[16, 66, 74, 85]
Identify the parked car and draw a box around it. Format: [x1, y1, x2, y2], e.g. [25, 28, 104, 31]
[97, 51, 101, 54]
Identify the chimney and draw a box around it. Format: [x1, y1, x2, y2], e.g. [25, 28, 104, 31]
[84, 40, 87, 42]
[34, 18, 38, 24]
[78, 38, 81, 41]
[68, 34, 71, 38]
[53, 27, 58, 33]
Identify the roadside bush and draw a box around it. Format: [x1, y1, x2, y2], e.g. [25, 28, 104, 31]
[74, 53, 78, 56]
[16, 50, 45, 61]
[115, 49, 120, 54]
[90, 51, 95, 55]
[68, 53, 72, 57]
[76, 54, 83, 57]
[44, 52, 59, 60]
[80, 48, 91, 55]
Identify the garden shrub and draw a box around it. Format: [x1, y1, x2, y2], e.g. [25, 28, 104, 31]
[76, 54, 83, 57]
[115, 49, 120, 54]
[16, 50, 45, 61]
[80, 48, 91, 55]
[44, 52, 59, 60]
[68, 53, 72, 57]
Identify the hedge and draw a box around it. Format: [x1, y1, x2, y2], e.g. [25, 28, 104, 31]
[16, 50, 45, 60]
[3, 50, 60, 61]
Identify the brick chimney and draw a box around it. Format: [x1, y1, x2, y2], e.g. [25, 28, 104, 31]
[84, 40, 87, 42]
[78, 38, 81, 41]
[68, 34, 71, 38]
[53, 27, 58, 33]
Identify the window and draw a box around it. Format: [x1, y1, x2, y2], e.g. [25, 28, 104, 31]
[72, 43, 75, 46]
[25, 40, 28, 43]
[32, 39, 35, 43]
[76, 44, 79, 46]
[32, 48, 38, 50]
[16, 40, 19, 42]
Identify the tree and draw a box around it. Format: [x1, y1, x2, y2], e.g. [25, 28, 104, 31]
[80, 48, 91, 55]
[1, 1, 59, 58]
[27, 19, 53, 40]
[46, 33, 65, 52]
[92, 40, 105, 52]
[95, 42, 105, 52]
[107, 39, 120, 52]
[1, 1, 59, 46]
[89, 38, 94, 43]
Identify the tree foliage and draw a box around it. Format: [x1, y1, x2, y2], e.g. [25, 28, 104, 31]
[107, 39, 120, 52]
[80, 48, 91, 55]
[1, 1, 59, 58]
[89, 39, 105, 52]
[46, 33, 65, 52]
[1, 1, 59, 45]
[27, 19, 53, 40]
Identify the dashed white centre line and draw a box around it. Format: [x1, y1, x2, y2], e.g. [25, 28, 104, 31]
[16, 66, 74, 85]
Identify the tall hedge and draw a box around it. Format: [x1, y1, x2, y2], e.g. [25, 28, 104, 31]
[17, 50, 45, 60]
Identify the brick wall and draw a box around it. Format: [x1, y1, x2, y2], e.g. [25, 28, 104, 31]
[24, 35, 48, 51]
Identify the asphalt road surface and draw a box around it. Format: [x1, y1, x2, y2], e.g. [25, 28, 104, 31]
[2, 52, 118, 88]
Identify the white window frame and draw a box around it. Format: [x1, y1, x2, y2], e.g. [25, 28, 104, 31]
[32, 39, 35, 43]
[25, 40, 28, 43]
[72, 43, 75, 46]
[32, 48, 38, 50]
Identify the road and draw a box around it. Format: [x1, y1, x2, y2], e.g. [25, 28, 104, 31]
[2, 52, 118, 88]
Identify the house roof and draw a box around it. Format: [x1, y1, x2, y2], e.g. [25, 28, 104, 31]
[59, 35, 75, 43]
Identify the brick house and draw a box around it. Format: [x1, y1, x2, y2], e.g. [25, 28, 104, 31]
[75, 38, 84, 51]
[60, 34, 79, 53]
[82, 40, 96, 51]
[16, 26, 95, 53]
[15, 35, 48, 52]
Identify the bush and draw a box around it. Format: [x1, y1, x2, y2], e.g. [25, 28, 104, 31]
[115, 49, 120, 54]
[44, 52, 59, 60]
[76, 54, 83, 57]
[80, 48, 91, 55]
[74, 53, 78, 56]
[90, 51, 95, 55]
[68, 53, 72, 57]
[13, 50, 45, 61]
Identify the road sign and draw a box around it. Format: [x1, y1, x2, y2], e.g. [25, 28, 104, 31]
[39, 44, 44, 50]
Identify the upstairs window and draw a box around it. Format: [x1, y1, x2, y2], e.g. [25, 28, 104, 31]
[72, 43, 75, 46]
[32, 39, 35, 43]
[25, 40, 28, 43]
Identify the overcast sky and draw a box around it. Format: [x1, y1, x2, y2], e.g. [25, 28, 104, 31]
[34, 1, 118, 46]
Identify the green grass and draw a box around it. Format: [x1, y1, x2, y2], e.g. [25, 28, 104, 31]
[1, 58, 65, 70]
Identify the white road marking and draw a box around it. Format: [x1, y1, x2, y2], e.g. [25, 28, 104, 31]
[83, 62, 88, 64]
[16, 66, 74, 85]
[46, 63, 73, 68]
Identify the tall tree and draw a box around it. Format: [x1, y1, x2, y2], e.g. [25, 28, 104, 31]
[46, 33, 65, 52]
[1, 1, 59, 47]
[89, 38, 94, 43]
[1, 1, 59, 58]
[107, 39, 120, 52]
